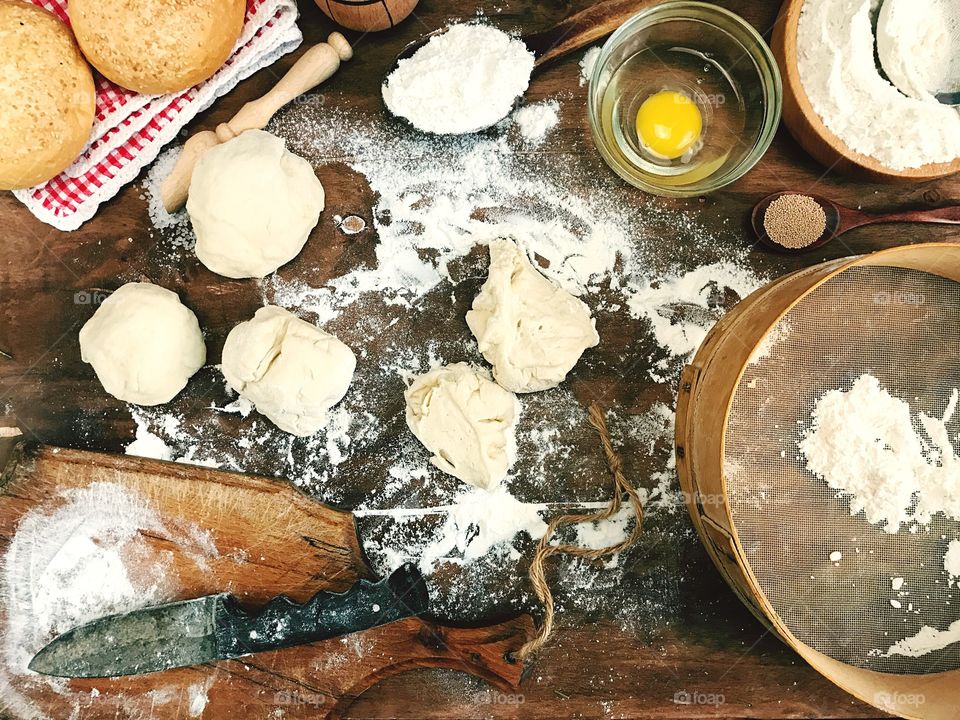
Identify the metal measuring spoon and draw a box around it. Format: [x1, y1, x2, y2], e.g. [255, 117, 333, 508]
[752, 191, 960, 254]
[382, 0, 658, 134]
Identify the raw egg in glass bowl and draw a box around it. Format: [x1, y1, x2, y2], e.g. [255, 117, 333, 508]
[587, 1, 781, 197]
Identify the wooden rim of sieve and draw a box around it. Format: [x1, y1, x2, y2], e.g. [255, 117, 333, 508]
[677, 242, 960, 720]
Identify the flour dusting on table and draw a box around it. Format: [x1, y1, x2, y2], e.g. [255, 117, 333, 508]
[132, 91, 761, 631]
[0, 482, 218, 717]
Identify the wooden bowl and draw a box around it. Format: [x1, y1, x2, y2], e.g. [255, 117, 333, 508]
[772, 0, 960, 182]
[316, 0, 419, 32]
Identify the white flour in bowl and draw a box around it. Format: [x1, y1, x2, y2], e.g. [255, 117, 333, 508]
[797, 0, 960, 170]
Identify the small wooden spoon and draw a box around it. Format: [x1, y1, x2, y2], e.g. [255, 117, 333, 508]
[752, 191, 960, 254]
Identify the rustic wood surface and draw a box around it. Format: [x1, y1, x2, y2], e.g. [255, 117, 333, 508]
[0, 445, 532, 719]
[1, 0, 959, 718]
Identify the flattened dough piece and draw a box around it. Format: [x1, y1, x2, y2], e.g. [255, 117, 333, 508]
[221, 306, 355, 436]
[467, 239, 599, 393]
[404, 363, 519, 489]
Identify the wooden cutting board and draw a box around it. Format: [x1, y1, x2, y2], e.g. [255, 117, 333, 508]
[0, 439, 533, 719]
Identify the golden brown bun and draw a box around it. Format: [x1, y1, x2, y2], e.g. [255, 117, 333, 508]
[0, 1, 95, 190]
[69, 0, 246, 95]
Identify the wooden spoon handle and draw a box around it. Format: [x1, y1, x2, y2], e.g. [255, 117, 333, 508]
[878, 205, 960, 225]
[159, 33, 352, 212]
[524, 0, 658, 68]
[843, 204, 960, 233]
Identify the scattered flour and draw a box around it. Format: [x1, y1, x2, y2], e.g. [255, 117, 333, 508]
[800, 375, 960, 532]
[512, 100, 560, 145]
[626, 262, 763, 380]
[382, 23, 535, 135]
[1, 482, 218, 717]
[579, 46, 601, 87]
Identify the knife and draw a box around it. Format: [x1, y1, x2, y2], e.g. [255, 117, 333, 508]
[28, 563, 429, 678]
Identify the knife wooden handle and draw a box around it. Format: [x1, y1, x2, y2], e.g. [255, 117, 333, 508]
[159, 33, 352, 213]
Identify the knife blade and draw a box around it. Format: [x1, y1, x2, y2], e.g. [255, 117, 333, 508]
[28, 563, 429, 678]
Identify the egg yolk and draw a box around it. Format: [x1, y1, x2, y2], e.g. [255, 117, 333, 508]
[635, 90, 703, 160]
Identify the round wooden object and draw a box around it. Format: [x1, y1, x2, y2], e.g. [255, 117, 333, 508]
[676, 242, 960, 720]
[315, 0, 419, 32]
[772, 0, 960, 183]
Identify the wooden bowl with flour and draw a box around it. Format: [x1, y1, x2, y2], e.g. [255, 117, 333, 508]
[772, 0, 960, 182]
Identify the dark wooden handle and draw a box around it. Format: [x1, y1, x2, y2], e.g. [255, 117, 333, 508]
[840, 204, 960, 233]
[524, 0, 659, 68]
[880, 205, 960, 225]
[327, 615, 536, 718]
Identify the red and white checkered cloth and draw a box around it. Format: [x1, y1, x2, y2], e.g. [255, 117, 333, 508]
[14, 0, 303, 230]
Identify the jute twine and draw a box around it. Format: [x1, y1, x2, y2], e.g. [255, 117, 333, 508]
[513, 403, 645, 663]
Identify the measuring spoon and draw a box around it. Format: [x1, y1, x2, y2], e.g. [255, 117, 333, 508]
[752, 191, 960, 254]
[383, 0, 657, 134]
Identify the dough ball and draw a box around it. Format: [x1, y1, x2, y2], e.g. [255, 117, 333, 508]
[79, 283, 206, 406]
[68, 0, 245, 94]
[221, 306, 355, 436]
[405, 363, 519, 489]
[187, 130, 325, 279]
[0, 1, 95, 190]
[466, 239, 599, 393]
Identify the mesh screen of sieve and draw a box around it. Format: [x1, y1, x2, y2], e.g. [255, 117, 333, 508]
[725, 264, 960, 675]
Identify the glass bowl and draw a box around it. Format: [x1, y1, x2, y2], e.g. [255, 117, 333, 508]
[587, 1, 782, 197]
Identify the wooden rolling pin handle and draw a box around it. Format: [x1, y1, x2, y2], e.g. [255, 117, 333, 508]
[160, 33, 353, 212]
[219, 33, 353, 139]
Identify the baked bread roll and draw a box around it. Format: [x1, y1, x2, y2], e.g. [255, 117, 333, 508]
[0, 1, 95, 190]
[69, 0, 246, 94]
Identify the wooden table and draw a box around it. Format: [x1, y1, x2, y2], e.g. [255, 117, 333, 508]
[1, 1, 957, 717]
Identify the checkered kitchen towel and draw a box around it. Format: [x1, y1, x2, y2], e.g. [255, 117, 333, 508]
[13, 0, 303, 231]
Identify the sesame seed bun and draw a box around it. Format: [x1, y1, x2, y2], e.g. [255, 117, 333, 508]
[0, 1, 96, 190]
[69, 0, 245, 95]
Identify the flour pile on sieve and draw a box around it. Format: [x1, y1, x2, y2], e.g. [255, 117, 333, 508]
[800, 374, 960, 532]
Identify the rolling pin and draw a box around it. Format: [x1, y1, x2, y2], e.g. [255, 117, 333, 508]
[160, 32, 353, 213]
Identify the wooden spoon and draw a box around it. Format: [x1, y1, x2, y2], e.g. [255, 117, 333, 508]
[160, 33, 353, 213]
[384, 0, 658, 134]
[752, 191, 960, 254]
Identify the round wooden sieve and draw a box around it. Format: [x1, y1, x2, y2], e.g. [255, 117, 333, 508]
[676, 242, 960, 719]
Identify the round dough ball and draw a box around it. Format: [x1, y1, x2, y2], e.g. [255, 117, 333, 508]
[405, 363, 519, 489]
[68, 0, 245, 94]
[79, 283, 206, 406]
[187, 130, 325, 279]
[221, 306, 356, 436]
[0, 1, 95, 190]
